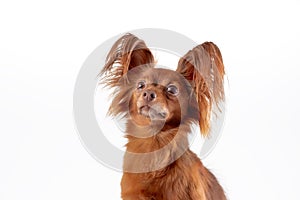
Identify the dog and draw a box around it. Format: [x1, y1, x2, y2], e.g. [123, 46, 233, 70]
[100, 33, 227, 200]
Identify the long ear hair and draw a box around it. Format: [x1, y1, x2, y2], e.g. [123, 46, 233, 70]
[176, 42, 225, 136]
[99, 33, 154, 117]
[99, 33, 154, 88]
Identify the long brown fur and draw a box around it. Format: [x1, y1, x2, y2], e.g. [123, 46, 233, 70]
[176, 43, 225, 135]
[99, 33, 226, 200]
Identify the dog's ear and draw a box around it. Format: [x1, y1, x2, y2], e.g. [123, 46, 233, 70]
[100, 33, 154, 88]
[176, 42, 225, 136]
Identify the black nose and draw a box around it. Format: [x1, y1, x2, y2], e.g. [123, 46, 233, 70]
[143, 90, 157, 102]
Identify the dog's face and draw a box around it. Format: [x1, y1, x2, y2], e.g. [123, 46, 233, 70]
[100, 33, 225, 136]
[128, 68, 191, 128]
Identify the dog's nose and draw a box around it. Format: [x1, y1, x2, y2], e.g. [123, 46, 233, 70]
[143, 90, 157, 102]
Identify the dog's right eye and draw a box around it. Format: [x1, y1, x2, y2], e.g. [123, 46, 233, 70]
[166, 85, 179, 96]
[137, 81, 146, 90]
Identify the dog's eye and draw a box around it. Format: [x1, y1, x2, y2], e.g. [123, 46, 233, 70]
[137, 81, 146, 90]
[166, 85, 178, 96]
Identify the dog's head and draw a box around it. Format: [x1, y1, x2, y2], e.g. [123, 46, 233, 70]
[100, 33, 225, 136]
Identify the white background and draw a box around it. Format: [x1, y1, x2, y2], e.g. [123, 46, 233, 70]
[1, 0, 300, 199]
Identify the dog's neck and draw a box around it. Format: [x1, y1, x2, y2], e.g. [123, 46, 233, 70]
[123, 119, 192, 173]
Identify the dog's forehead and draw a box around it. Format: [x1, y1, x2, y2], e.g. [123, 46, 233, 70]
[142, 68, 183, 84]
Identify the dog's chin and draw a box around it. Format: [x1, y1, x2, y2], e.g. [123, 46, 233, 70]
[139, 105, 168, 121]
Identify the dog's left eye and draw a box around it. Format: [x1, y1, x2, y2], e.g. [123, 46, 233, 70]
[166, 85, 179, 96]
[137, 81, 146, 90]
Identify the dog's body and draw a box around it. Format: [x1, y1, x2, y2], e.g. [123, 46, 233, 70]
[122, 121, 226, 200]
[100, 33, 227, 200]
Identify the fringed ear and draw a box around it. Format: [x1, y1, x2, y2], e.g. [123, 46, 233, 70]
[176, 42, 225, 136]
[99, 33, 154, 88]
